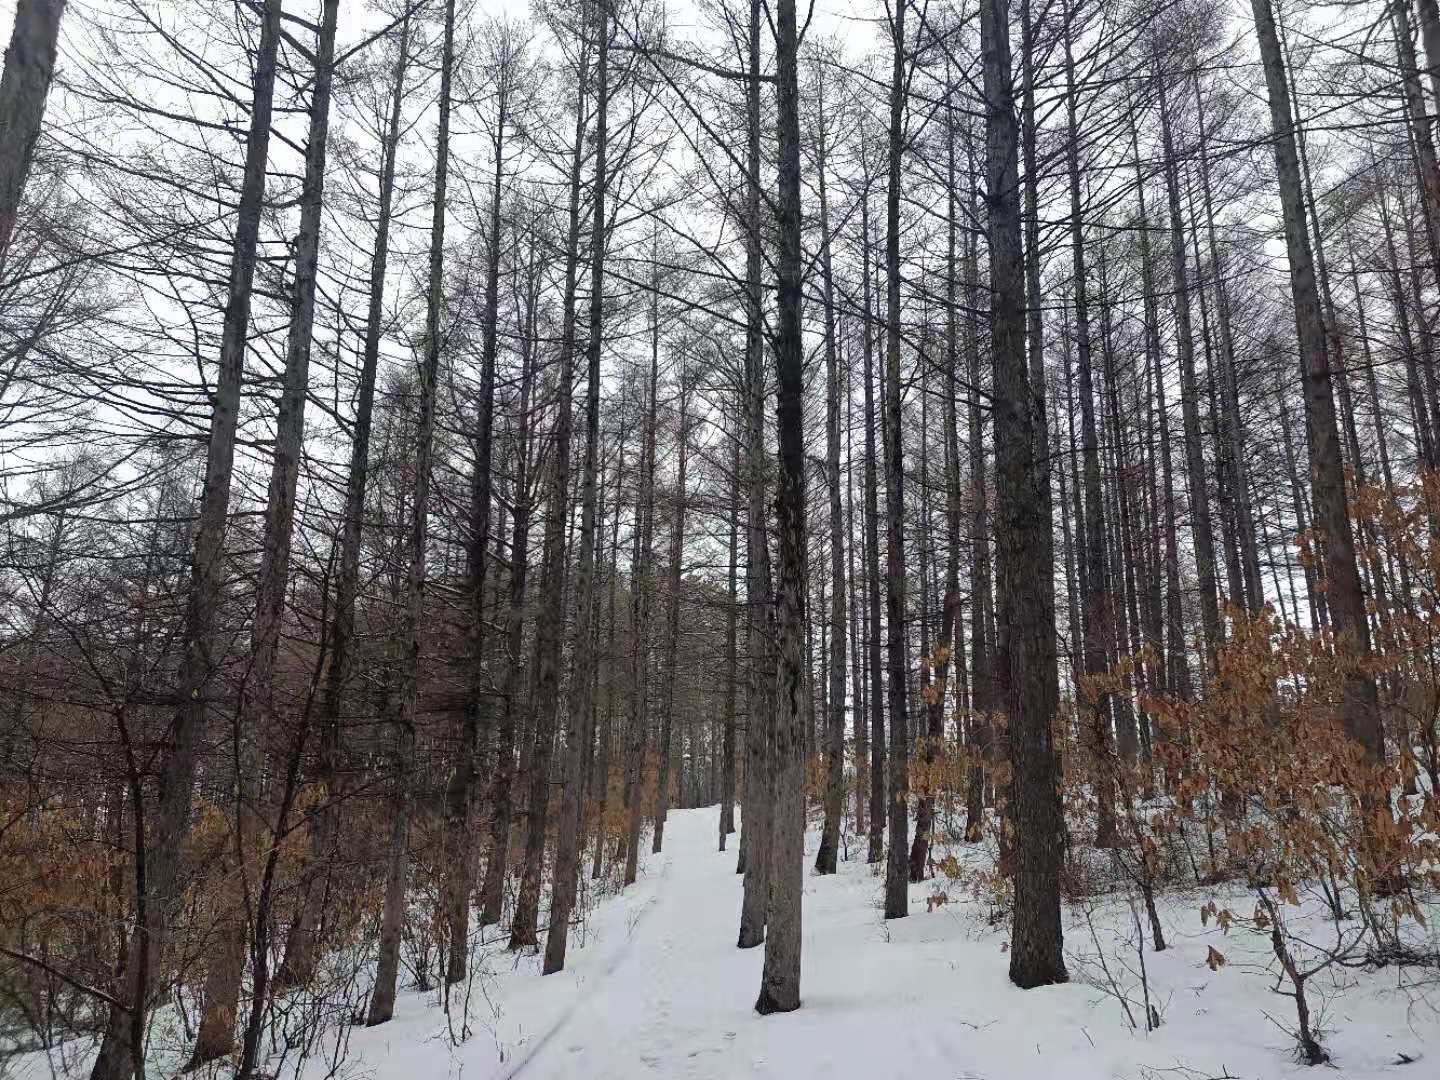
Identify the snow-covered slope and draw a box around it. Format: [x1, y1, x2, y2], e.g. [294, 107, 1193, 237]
[314, 806, 1439, 1080]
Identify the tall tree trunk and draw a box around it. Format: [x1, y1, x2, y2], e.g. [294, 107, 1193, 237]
[983, 0, 1067, 989]
[911, 73, 963, 878]
[1062, 0, 1119, 846]
[0, 0, 65, 275]
[443, 44, 511, 985]
[847, 358, 868, 837]
[653, 388, 691, 853]
[881, 0, 910, 922]
[89, 5, 283, 1076]
[277, 2, 411, 992]
[366, 0, 453, 1027]
[622, 239, 662, 886]
[861, 192, 886, 867]
[756, 0, 806, 1013]
[192, 0, 341, 1062]
[593, 425, 628, 878]
[815, 79, 846, 876]
[542, 2, 607, 974]
[1157, 63, 1221, 683]
[1193, 72, 1263, 616]
[736, 0, 774, 948]
[511, 14, 593, 953]
[1251, 0, 1382, 763]
[965, 137, 992, 844]
[720, 429, 739, 848]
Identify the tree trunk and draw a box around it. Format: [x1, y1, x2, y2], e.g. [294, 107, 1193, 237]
[1251, 0, 1382, 763]
[756, 0, 806, 1013]
[88, 5, 283, 1076]
[721, 430, 739, 849]
[542, 3, 607, 975]
[861, 191, 886, 868]
[0, 0, 65, 275]
[193, 0, 341, 1062]
[443, 42, 511, 986]
[652, 386, 691, 853]
[815, 79, 846, 876]
[882, 0, 910, 922]
[736, 0, 773, 950]
[277, 2, 411, 993]
[364, 0, 453, 1027]
[982, 0, 1068, 990]
[622, 241, 662, 887]
[511, 15, 593, 953]
[1157, 63, 1221, 682]
[1061, 0, 1119, 848]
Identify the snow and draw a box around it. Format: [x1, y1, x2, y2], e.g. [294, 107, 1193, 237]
[14, 806, 1438, 1079]
[294, 807, 1440, 1080]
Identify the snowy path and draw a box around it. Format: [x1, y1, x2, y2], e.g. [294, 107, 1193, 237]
[308, 806, 1437, 1080]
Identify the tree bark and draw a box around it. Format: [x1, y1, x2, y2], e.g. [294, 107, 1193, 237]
[982, 0, 1068, 989]
[815, 76, 846, 876]
[364, 0, 453, 1027]
[511, 12, 593, 953]
[881, 0, 910, 922]
[756, 0, 806, 1013]
[0, 0, 65, 276]
[1251, 0, 1382, 763]
[89, 5, 283, 1076]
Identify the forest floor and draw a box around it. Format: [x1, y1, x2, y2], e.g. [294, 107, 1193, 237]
[14, 805, 1440, 1079]
[299, 806, 1440, 1080]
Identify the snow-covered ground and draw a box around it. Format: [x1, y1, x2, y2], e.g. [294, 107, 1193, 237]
[287, 806, 1440, 1080]
[14, 805, 1438, 1079]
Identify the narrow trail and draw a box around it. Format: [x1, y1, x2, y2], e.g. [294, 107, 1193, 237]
[516, 810, 753, 1078]
[316, 805, 1439, 1080]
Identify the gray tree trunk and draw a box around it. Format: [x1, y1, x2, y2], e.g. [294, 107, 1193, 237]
[88, 5, 284, 1076]
[0, 0, 65, 276]
[652, 388, 691, 853]
[815, 76, 846, 877]
[1251, 0, 1382, 763]
[542, 2, 607, 975]
[277, 3, 411, 993]
[364, 0, 454, 1028]
[192, 0, 341, 1061]
[881, 0, 910, 922]
[756, 0, 806, 1014]
[982, 0, 1068, 990]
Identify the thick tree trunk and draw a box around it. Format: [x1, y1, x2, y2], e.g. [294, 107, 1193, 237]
[192, 0, 341, 1062]
[0, 0, 65, 275]
[756, 0, 806, 1013]
[982, 0, 1068, 990]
